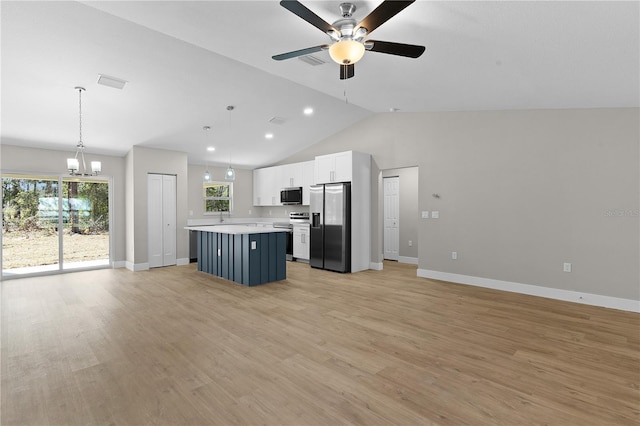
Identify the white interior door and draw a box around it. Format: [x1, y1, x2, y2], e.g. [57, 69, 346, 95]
[148, 174, 163, 268]
[383, 177, 399, 261]
[162, 175, 177, 266]
[148, 174, 176, 268]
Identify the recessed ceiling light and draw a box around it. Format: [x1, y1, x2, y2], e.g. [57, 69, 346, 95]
[303, 107, 314, 115]
[207, 146, 215, 152]
[265, 133, 274, 140]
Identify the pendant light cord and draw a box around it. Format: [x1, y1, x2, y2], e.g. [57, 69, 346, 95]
[76, 87, 87, 173]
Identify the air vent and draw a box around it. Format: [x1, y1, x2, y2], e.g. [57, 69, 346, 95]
[297, 55, 327, 66]
[97, 74, 127, 90]
[269, 116, 286, 125]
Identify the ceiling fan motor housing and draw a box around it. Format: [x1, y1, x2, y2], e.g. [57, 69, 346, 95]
[339, 3, 356, 18]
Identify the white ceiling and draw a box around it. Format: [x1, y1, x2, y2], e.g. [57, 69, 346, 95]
[2, 1, 638, 169]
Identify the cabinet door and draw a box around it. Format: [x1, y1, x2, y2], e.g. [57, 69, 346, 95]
[333, 151, 353, 182]
[302, 161, 314, 205]
[253, 168, 273, 206]
[314, 154, 335, 184]
[293, 226, 304, 258]
[299, 226, 310, 260]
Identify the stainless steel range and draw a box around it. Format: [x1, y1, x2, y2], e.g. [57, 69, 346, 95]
[273, 212, 310, 261]
[289, 211, 310, 224]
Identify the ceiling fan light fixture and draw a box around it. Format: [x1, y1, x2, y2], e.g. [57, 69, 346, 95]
[329, 40, 365, 65]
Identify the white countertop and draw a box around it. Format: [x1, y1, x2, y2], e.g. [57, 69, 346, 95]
[184, 224, 289, 235]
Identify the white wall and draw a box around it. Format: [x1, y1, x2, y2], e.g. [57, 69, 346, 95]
[0, 144, 127, 264]
[283, 108, 640, 303]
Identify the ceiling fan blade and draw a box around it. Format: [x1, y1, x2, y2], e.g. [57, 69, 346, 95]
[280, 1, 339, 35]
[356, 0, 414, 35]
[366, 40, 425, 58]
[340, 64, 355, 80]
[272, 45, 329, 61]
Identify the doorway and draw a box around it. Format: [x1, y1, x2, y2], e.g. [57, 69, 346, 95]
[383, 176, 400, 261]
[147, 173, 177, 268]
[1, 173, 111, 277]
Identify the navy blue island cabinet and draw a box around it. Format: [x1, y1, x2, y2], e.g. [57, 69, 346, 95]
[187, 225, 287, 286]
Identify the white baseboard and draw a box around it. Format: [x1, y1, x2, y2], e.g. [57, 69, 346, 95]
[417, 269, 640, 313]
[398, 256, 418, 265]
[369, 262, 384, 271]
[126, 262, 149, 272]
[177, 258, 190, 266]
[113, 261, 126, 269]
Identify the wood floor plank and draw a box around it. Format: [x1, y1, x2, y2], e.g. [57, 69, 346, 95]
[1, 261, 639, 425]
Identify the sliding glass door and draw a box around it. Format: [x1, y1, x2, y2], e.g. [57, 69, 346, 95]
[62, 177, 110, 270]
[1, 173, 110, 277]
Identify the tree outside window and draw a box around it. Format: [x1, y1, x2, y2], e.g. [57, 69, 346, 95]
[204, 182, 233, 213]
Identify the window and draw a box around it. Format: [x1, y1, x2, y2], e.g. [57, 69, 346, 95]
[203, 181, 233, 214]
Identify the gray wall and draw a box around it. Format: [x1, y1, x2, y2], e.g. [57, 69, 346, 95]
[187, 164, 257, 220]
[0, 144, 127, 264]
[126, 146, 188, 266]
[283, 108, 640, 301]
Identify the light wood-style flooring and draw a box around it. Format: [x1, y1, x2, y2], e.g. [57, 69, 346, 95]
[1, 261, 639, 425]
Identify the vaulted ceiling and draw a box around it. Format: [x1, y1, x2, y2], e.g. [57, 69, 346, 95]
[1, 1, 638, 169]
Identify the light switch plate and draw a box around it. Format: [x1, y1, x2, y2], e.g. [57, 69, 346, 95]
[251, 241, 257, 250]
[421, 211, 429, 219]
[432, 211, 440, 219]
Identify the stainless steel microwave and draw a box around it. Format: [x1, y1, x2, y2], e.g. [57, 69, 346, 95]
[280, 187, 303, 205]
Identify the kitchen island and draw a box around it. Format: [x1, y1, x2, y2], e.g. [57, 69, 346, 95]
[185, 225, 288, 286]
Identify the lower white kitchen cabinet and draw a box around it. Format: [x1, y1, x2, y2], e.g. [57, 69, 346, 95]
[293, 224, 310, 260]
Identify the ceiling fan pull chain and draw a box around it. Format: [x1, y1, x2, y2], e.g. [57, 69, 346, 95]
[344, 81, 349, 104]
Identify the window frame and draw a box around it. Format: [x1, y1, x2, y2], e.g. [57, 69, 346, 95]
[203, 181, 233, 215]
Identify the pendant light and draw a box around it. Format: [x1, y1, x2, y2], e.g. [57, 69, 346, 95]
[66, 86, 101, 176]
[225, 105, 236, 181]
[203, 126, 212, 182]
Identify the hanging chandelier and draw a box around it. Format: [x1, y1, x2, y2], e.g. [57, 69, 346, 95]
[67, 86, 101, 176]
[225, 105, 235, 181]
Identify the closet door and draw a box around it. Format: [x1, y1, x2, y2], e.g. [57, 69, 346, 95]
[162, 174, 177, 266]
[148, 174, 177, 268]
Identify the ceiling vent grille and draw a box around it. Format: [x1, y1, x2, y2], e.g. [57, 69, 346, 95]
[297, 55, 326, 66]
[269, 116, 286, 125]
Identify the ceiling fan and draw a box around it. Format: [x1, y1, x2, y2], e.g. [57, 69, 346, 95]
[272, 0, 425, 80]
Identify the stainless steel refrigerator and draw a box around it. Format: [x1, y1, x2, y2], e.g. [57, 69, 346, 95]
[309, 182, 351, 273]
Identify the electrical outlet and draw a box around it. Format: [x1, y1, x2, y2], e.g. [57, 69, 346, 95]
[408, 240, 413, 247]
[452, 251, 458, 260]
[189, 210, 193, 216]
[563, 262, 572, 272]
[248, 209, 252, 215]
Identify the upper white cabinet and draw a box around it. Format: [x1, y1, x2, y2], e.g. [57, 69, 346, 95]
[280, 163, 303, 188]
[314, 151, 371, 185]
[314, 151, 354, 184]
[253, 167, 279, 206]
[253, 160, 315, 206]
[301, 161, 314, 205]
